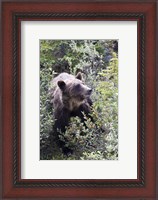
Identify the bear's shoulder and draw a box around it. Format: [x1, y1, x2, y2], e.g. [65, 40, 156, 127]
[53, 73, 75, 82]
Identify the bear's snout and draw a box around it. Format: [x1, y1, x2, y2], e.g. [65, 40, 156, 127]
[87, 88, 92, 95]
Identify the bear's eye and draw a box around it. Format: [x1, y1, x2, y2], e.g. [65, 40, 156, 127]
[75, 84, 81, 90]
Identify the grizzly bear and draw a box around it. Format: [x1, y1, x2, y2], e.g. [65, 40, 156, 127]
[49, 72, 92, 154]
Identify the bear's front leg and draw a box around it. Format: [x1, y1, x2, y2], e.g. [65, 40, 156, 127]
[53, 108, 73, 155]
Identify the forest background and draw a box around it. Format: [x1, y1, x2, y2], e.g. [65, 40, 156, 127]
[40, 40, 118, 160]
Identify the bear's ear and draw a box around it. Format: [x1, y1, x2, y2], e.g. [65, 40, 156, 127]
[76, 72, 82, 80]
[57, 80, 66, 90]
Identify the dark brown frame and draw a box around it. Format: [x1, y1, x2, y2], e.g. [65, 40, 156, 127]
[1, 1, 157, 199]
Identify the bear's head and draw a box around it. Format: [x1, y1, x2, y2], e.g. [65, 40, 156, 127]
[57, 72, 92, 110]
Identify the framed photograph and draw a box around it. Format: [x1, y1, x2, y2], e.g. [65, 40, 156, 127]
[1, 0, 157, 199]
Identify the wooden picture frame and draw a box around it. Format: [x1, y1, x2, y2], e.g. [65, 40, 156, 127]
[1, 0, 157, 199]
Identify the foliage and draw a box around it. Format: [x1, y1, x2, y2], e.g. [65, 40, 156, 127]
[40, 40, 118, 160]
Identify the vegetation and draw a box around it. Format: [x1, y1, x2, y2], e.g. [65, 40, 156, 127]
[40, 40, 118, 160]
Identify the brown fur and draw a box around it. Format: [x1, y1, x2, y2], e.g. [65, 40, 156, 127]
[49, 72, 92, 154]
